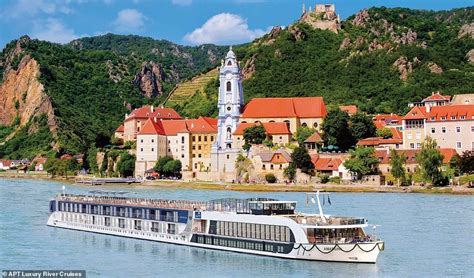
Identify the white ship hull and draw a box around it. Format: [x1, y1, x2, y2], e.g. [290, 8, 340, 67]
[47, 212, 383, 263]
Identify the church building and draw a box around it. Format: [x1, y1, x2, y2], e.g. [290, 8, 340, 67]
[210, 47, 244, 175]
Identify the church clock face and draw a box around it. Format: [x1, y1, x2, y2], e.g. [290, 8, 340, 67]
[225, 73, 232, 79]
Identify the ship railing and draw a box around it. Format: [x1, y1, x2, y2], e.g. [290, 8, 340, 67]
[308, 236, 376, 244]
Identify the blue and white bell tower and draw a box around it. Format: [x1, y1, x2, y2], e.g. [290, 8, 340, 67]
[211, 47, 244, 175]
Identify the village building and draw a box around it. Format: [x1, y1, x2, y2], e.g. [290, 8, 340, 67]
[375, 148, 457, 175]
[239, 97, 327, 134]
[310, 154, 351, 180]
[135, 116, 217, 177]
[0, 160, 13, 170]
[402, 104, 474, 152]
[357, 127, 403, 150]
[232, 122, 292, 149]
[304, 132, 324, 153]
[252, 149, 292, 180]
[373, 114, 403, 130]
[408, 91, 451, 108]
[116, 105, 182, 142]
[339, 105, 358, 116]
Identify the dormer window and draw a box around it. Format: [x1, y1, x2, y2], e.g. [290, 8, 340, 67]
[441, 116, 446, 120]
[430, 117, 435, 121]
[451, 116, 456, 120]
[168, 113, 171, 117]
[460, 115, 465, 120]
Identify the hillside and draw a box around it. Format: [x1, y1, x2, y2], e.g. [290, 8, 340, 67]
[0, 34, 226, 159]
[165, 67, 219, 105]
[0, 6, 473, 160]
[236, 6, 474, 114]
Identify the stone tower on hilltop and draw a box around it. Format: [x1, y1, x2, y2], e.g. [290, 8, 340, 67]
[210, 47, 244, 176]
[300, 3, 341, 33]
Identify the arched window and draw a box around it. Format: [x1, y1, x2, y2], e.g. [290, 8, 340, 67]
[226, 143, 232, 149]
[226, 81, 231, 92]
[226, 127, 232, 140]
[227, 60, 232, 66]
[313, 122, 318, 128]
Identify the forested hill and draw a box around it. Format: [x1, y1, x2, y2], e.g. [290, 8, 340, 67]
[0, 6, 473, 160]
[0, 34, 226, 158]
[235, 6, 474, 114]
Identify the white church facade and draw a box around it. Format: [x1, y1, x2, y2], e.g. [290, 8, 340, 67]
[210, 47, 244, 175]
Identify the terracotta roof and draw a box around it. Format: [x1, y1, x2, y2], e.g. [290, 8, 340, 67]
[373, 114, 402, 128]
[422, 92, 451, 102]
[0, 160, 13, 167]
[160, 117, 218, 136]
[426, 105, 474, 122]
[357, 137, 402, 146]
[375, 148, 456, 165]
[33, 157, 47, 164]
[258, 149, 292, 163]
[402, 106, 428, 120]
[115, 124, 124, 133]
[304, 132, 323, 143]
[390, 128, 403, 140]
[241, 97, 327, 119]
[126, 106, 182, 121]
[311, 154, 342, 171]
[138, 119, 165, 135]
[339, 105, 358, 115]
[233, 122, 291, 135]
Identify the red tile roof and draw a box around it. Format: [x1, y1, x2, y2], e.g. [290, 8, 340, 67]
[241, 97, 327, 119]
[139, 119, 165, 135]
[311, 154, 342, 171]
[233, 122, 291, 135]
[339, 105, 358, 115]
[160, 117, 218, 136]
[126, 106, 182, 121]
[373, 114, 402, 128]
[402, 106, 428, 120]
[304, 132, 323, 143]
[390, 128, 402, 140]
[375, 148, 456, 165]
[357, 137, 402, 146]
[115, 124, 124, 133]
[422, 92, 451, 102]
[0, 160, 13, 167]
[426, 105, 474, 122]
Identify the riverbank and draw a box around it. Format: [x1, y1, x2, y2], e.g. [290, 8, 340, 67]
[1, 172, 472, 195]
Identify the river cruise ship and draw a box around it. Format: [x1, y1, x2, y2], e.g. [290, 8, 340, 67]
[47, 191, 384, 263]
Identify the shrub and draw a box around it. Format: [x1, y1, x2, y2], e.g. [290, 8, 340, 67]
[265, 173, 277, 183]
[329, 176, 341, 184]
[320, 174, 329, 184]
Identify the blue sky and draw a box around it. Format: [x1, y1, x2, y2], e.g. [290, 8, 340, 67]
[0, 0, 472, 49]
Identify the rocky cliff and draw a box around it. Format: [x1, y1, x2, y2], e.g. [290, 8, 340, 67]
[0, 37, 57, 144]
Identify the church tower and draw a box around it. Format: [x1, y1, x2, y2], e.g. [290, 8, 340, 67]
[210, 47, 244, 176]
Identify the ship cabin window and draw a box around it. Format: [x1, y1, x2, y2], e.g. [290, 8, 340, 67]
[104, 217, 111, 227]
[249, 201, 296, 215]
[134, 220, 142, 230]
[118, 218, 125, 228]
[168, 223, 176, 234]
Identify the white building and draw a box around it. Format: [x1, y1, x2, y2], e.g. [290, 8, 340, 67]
[211, 47, 244, 174]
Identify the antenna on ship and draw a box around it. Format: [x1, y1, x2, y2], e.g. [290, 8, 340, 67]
[306, 191, 329, 223]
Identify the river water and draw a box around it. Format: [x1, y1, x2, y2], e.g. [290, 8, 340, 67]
[0, 179, 472, 277]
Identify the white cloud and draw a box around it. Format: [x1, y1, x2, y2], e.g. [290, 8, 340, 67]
[31, 18, 83, 44]
[184, 13, 266, 45]
[171, 0, 192, 6]
[113, 9, 146, 32]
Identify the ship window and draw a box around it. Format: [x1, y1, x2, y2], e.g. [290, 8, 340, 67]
[134, 220, 142, 230]
[105, 217, 111, 227]
[251, 224, 256, 238]
[255, 225, 260, 239]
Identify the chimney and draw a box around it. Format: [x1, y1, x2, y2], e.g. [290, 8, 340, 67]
[161, 105, 164, 109]
[151, 105, 154, 113]
[154, 117, 157, 122]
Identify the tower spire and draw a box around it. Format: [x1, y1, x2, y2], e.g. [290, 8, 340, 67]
[302, 0, 306, 15]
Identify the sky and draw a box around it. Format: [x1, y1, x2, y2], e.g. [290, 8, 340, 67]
[0, 0, 472, 49]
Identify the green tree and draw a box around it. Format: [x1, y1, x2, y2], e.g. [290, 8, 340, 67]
[390, 149, 406, 186]
[350, 113, 376, 141]
[449, 154, 461, 177]
[295, 126, 316, 145]
[322, 109, 355, 151]
[116, 153, 136, 177]
[86, 145, 99, 173]
[343, 147, 379, 180]
[44, 157, 59, 177]
[154, 156, 174, 174]
[163, 159, 182, 177]
[376, 127, 393, 139]
[283, 164, 296, 181]
[265, 173, 277, 183]
[460, 150, 473, 174]
[243, 125, 266, 149]
[291, 146, 314, 174]
[415, 137, 444, 185]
